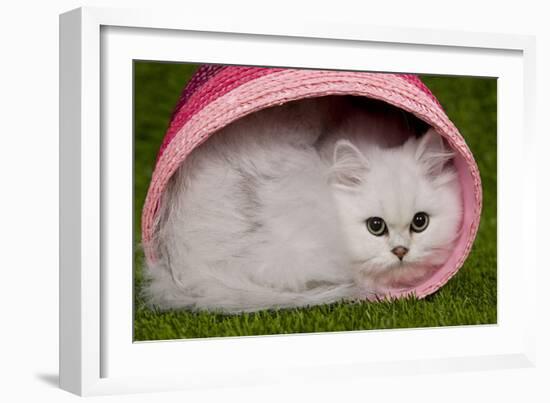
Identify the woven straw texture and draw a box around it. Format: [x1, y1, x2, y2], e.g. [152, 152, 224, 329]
[141, 65, 482, 300]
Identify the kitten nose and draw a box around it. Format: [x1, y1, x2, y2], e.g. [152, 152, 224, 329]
[391, 246, 409, 260]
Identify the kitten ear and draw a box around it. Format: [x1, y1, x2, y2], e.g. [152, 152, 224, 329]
[329, 140, 369, 188]
[415, 128, 455, 176]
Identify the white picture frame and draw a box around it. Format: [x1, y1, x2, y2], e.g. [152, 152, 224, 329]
[59, 6, 537, 396]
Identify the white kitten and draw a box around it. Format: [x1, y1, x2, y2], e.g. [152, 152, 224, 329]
[144, 97, 462, 313]
[326, 128, 462, 297]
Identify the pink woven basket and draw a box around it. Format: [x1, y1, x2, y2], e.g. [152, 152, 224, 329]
[141, 65, 482, 300]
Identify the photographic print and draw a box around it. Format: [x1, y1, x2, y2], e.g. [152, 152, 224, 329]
[133, 63, 496, 341]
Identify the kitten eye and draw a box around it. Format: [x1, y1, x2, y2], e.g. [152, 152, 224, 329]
[411, 212, 430, 233]
[366, 217, 387, 236]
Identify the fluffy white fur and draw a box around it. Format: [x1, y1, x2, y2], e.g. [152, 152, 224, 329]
[144, 97, 462, 313]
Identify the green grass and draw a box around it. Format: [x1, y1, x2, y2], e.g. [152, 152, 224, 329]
[133, 62, 497, 341]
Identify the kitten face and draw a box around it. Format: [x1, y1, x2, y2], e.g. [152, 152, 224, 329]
[330, 129, 463, 292]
